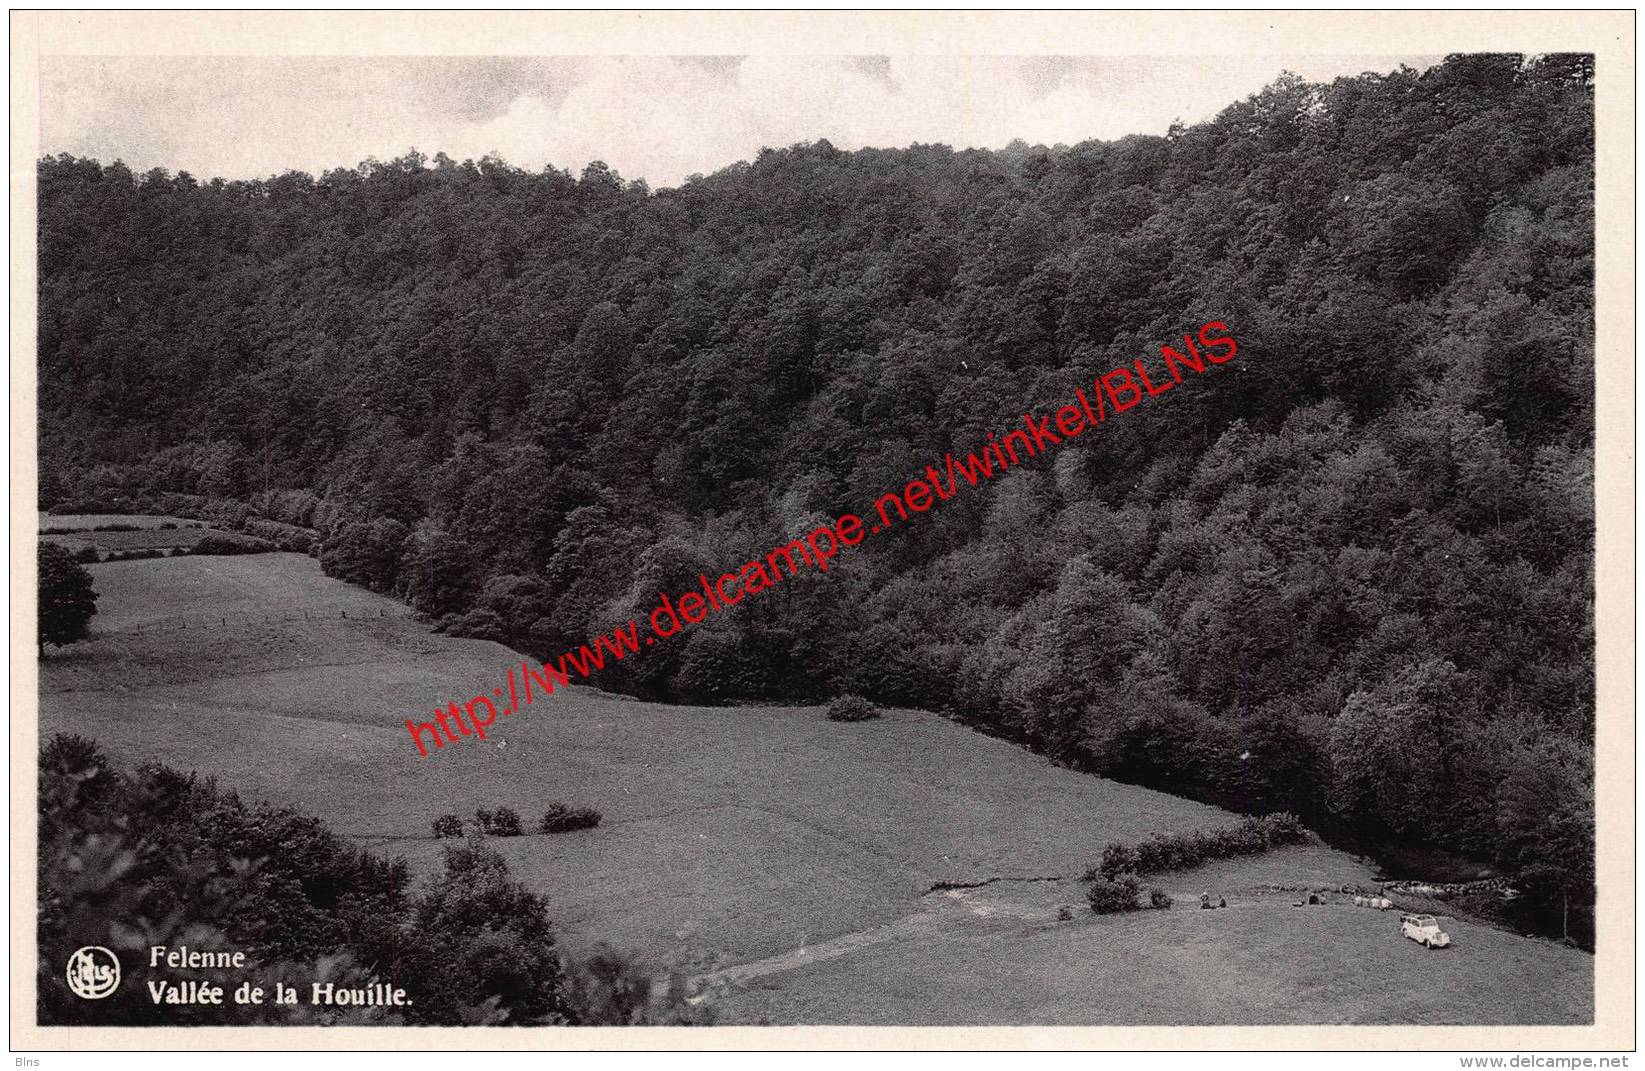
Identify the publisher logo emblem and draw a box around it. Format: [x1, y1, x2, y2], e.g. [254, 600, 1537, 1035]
[66, 946, 120, 999]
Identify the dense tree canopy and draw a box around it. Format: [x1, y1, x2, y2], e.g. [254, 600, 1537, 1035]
[38, 55, 1595, 937]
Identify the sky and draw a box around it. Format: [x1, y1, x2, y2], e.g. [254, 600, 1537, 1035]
[39, 54, 1439, 188]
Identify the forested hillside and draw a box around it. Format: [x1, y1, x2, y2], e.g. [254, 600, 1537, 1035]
[38, 55, 1595, 936]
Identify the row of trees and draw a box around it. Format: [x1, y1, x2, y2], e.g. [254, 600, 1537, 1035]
[38, 54, 1595, 940]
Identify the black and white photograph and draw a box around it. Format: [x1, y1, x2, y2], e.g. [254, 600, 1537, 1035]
[10, 9, 1634, 1053]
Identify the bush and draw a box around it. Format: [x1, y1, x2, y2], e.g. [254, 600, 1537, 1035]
[1149, 888, 1173, 909]
[1091, 842, 1139, 882]
[1247, 811, 1309, 847]
[826, 695, 881, 722]
[490, 807, 523, 837]
[244, 517, 317, 553]
[1133, 839, 1168, 874]
[447, 608, 507, 643]
[470, 807, 525, 837]
[432, 814, 464, 839]
[1086, 814, 1314, 881]
[540, 803, 602, 834]
[564, 944, 720, 1025]
[105, 548, 166, 562]
[191, 533, 275, 556]
[72, 546, 101, 564]
[1088, 874, 1143, 914]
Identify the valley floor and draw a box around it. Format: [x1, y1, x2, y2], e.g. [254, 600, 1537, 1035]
[38, 551, 1593, 1025]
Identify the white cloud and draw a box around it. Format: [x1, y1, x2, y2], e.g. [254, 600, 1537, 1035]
[38, 54, 1438, 187]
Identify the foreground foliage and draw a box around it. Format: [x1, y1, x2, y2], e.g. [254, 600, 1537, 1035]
[38, 735, 707, 1024]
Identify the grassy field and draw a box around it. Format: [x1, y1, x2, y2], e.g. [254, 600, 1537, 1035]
[40, 513, 203, 530]
[43, 528, 221, 553]
[38, 549, 1594, 1024]
[39, 514, 225, 556]
[716, 866, 1592, 1025]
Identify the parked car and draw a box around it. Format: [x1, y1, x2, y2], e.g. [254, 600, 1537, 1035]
[1400, 913, 1451, 948]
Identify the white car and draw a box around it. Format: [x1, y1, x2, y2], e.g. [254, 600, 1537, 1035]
[1400, 913, 1451, 948]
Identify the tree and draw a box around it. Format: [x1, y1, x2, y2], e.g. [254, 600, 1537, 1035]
[38, 542, 97, 647]
[319, 518, 408, 594]
[1496, 735, 1594, 942]
[399, 842, 572, 1025]
[1328, 659, 1470, 836]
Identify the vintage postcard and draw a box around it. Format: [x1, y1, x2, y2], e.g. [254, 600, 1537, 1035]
[8, 9, 1634, 1054]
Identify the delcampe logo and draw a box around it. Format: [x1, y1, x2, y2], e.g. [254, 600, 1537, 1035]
[65, 946, 120, 999]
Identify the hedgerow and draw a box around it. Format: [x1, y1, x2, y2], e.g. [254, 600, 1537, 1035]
[1087, 813, 1311, 882]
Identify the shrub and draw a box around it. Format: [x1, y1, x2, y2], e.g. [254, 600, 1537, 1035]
[432, 814, 464, 839]
[1149, 888, 1173, 909]
[564, 944, 720, 1025]
[1174, 838, 1205, 870]
[106, 548, 166, 562]
[490, 807, 523, 837]
[1248, 811, 1309, 847]
[1088, 874, 1142, 914]
[1094, 841, 1139, 882]
[540, 803, 602, 834]
[826, 695, 881, 722]
[244, 517, 317, 553]
[471, 807, 526, 837]
[1086, 814, 1315, 881]
[447, 608, 507, 643]
[1133, 839, 1168, 874]
[191, 533, 275, 556]
[72, 546, 101, 564]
